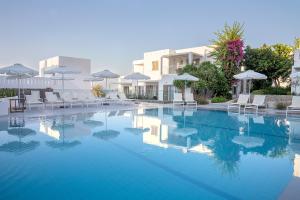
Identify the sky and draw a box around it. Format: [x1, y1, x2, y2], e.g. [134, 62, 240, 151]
[0, 0, 299, 74]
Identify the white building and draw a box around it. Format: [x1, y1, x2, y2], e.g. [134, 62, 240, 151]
[120, 45, 214, 101]
[39, 56, 91, 90]
[291, 49, 300, 95]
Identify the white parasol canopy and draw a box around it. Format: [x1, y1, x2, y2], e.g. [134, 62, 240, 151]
[0, 63, 38, 99]
[175, 73, 199, 81]
[45, 66, 81, 106]
[174, 73, 199, 100]
[234, 70, 267, 96]
[124, 72, 150, 98]
[45, 66, 81, 75]
[233, 70, 267, 80]
[124, 72, 150, 80]
[92, 70, 119, 89]
[83, 76, 104, 87]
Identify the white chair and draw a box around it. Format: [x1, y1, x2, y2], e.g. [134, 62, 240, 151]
[106, 91, 122, 104]
[75, 92, 100, 108]
[61, 92, 84, 108]
[25, 94, 44, 110]
[173, 93, 184, 107]
[44, 92, 64, 109]
[286, 96, 300, 116]
[244, 95, 266, 113]
[184, 92, 197, 107]
[228, 94, 249, 112]
[119, 92, 134, 105]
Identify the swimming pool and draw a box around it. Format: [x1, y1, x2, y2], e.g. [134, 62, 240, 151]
[0, 108, 299, 200]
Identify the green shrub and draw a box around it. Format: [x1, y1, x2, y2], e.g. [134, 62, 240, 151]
[196, 96, 209, 105]
[252, 87, 290, 95]
[211, 96, 227, 103]
[0, 89, 17, 98]
[276, 102, 287, 110]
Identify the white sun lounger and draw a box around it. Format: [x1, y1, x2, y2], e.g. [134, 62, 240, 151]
[228, 94, 249, 112]
[25, 94, 44, 110]
[244, 95, 266, 113]
[286, 96, 300, 116]
[44, 92, 64, 109]
[173, 93, 184, 107]
[184, 92, 197, 108]
[118, 92, 135, 104]
[76, 92, 102, 108]
[61, 92, 84, 108]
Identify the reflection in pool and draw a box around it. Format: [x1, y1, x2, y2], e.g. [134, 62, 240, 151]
[0, 108, 299, 199]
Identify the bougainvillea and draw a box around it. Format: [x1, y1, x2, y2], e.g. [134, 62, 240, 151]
[211, 22, 245, 83]
[226, 39, 244, 65]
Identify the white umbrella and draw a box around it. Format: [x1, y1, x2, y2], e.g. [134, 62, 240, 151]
[124, 72, 150, 98]
[234, 70, 267, 96]
[45, 66, 80, 106]
[83, 76, 104, 87]
[174, 73, 199, 100]
[92, 70, 119, 89]
[0, 63, 38, 99]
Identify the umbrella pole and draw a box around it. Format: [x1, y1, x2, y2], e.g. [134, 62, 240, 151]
[249, 80, 251, 103]
[137, 80, 139, 99]
[62, 74, 65, 108]
[17, 77, 20, 100]
[184, 80, 187, 102]
[106, 78, 108, 90]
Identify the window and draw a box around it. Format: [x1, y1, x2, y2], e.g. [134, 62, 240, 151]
[151, 125, 158, 136]
[152, 61, 159, 71]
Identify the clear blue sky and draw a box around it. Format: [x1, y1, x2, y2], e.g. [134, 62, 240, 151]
[0, 0, 299, 74]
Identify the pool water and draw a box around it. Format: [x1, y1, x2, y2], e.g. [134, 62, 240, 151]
[0, 108, 299, 200]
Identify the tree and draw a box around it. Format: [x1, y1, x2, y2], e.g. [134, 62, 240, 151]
[244, 44, 293, 87]
[173, 62, 230, 98]
[211, 22, 244, 83]
[92, 84, 105, 97]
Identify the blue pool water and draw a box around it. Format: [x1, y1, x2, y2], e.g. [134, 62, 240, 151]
[0, 108, 299, 200]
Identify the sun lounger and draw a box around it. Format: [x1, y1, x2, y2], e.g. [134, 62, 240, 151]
[244, 95, 266, 113]
[228, 94, 249, 112]
[184, 92, 197, 107]
[173, 93, 184, 107]
[118, 92, 135, 104]
[44, 92, 64, 109]
[76, 92, 102, 108]
[286, 96, 300, 116]
[61, 92, 84, 108]
[25, 94, 44, 110]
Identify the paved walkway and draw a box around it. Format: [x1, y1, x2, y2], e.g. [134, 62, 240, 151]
[4, 101, 300, 119]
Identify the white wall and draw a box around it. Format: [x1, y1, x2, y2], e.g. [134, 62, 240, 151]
[39, 56, 91, 90]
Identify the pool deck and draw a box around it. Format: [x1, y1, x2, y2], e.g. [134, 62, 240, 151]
[3, 101, 300, 119]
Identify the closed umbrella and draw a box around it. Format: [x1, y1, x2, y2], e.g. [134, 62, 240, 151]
[0, 63, 38, 99]
[45, 66, 80, 106]
[124, 72, 150, 99]
[92, 70, 119, 90]
[174, 73, 199, 100]
[234, 70, 267, 96]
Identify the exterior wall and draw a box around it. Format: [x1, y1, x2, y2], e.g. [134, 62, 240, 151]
[39, 56, 91, 90]
[131, 45, 214, 101]
[291, 50, 300, 94]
